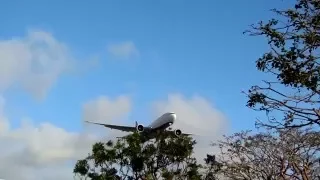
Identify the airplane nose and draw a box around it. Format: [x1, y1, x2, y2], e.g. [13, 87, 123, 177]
[170, 112, 176, 122]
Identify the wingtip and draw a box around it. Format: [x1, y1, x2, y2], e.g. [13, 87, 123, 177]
[84, 120, 97, 124]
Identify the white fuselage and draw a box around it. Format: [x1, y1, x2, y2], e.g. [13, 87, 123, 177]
[148, 112, 176, 130]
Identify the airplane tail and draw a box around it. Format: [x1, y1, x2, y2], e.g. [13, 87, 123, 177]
[135, 121, 138, 127]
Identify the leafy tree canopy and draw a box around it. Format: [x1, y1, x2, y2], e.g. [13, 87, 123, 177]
[73, 132, 221, 180]
[244, 0, 320, 129]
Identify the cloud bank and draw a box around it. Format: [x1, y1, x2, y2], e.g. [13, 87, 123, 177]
[0, 94, 130, 180]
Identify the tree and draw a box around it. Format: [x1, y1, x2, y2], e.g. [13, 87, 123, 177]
[73, 132, 219, 180]
[244, 0, 320, 129]
[213, 127, 320, 180]
[202, 154, 223, 180]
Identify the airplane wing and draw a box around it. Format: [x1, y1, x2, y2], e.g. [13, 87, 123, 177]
[85, 121, 138, 132]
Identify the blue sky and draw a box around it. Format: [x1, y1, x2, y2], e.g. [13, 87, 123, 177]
[0, 0, 294, 134]
[0, 1, 300, 179]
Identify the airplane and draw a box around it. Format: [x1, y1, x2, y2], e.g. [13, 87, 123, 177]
[85, 112, 193, 142]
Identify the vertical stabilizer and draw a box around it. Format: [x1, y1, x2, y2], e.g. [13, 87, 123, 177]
[135, 121, 138, 127]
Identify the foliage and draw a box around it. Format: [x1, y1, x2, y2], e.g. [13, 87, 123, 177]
[213, 127, 320, 180]
[244, 0, 320, 129]
[73, 132, 221, 180]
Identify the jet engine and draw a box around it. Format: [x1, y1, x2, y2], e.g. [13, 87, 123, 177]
[174, 129, 182, 137]
[136, 124, 144, 132]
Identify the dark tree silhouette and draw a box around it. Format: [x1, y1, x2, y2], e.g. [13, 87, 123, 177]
[73, 132, 220, 180]
[244, 0, 320, 129]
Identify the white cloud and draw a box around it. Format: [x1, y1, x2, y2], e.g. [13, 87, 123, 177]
[152, 94, 229, 162]
[107, 41, 139, 59]
[82, 95, 131, 123]
[82, 95, 133, 139]
[0, 97, 9, 135]
[0, 29, 74, 99]
[0, 94, 131, 180]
